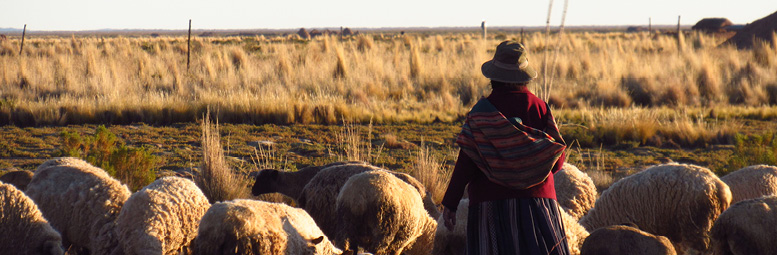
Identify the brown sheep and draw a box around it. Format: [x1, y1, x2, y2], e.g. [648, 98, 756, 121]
[0, 170, 34, 191]
[580, 225, 676, 255]
[710, 195, 777, 255]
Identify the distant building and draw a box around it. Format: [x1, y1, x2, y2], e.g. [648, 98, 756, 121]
[692, 18, 733, 33]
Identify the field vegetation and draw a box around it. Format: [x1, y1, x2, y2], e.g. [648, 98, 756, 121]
[1, 31, 777, 196]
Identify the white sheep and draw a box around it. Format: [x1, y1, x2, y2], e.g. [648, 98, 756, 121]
[335, 170, 437, 255]
[432, 199, 468, 255]
[0, 181, 65, 255]
[25, 158, 131, 255]
[292, 163, 438, 239]
[432, 199, 588, 255]
[116, 176, 211, 255]
[560, 207, 590, 255]
[710, 195, 777, 255]
[0, 169, 34, 191]
[192, 199, 342, 255]
[35, 156, 93, 172]
[580, 224, 676, 255]
[720, 164, 777, 203]
[579, 163, 732, 253]
[554, 163, 598, 219]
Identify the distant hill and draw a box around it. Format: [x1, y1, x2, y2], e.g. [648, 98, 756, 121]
[0, 28, 23, 33]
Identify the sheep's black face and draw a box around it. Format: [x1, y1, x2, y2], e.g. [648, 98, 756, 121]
[252, 169, 279, 196]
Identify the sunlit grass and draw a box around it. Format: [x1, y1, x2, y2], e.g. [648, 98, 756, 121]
[1, 32, 773, 127]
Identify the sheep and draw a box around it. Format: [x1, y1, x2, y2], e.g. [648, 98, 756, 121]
[579, 163, 732, 253]
[554, 163, 598, 219]
[192, 199, 341, 255]
[0, 169, 34, 191]
[720, 164, 777, 203]
[35, 156, 93, 172]
[560, 208, 590, 255]
[252, 161, 368, 200]
[0, 181, 65, 255]
[116, 176, 211, 255]
[580, 225, 676, 255]
[25, 157, 131, 255]
[432, 199, 588, 255]
[432, 199, 468, 255]
[272, 163, 438, 239]
[335, 170, 437, 255]
[710, 195, 777, 255]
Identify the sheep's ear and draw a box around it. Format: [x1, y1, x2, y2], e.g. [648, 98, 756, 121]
[311, 236, 325, 245]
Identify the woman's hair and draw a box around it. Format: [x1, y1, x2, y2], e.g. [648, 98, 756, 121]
[491, 80, 529, 89]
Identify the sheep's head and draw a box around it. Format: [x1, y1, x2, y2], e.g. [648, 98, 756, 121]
[252, 169, 280, 196]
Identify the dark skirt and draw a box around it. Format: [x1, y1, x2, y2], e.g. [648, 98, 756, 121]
[467, 198, 570, 255]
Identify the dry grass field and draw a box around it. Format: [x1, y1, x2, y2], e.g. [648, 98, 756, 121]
[3, 28, 777, 254]
[1, 30, 777, 195]
[1, 31, 776, 125]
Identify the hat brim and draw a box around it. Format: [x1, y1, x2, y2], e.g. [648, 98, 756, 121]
[481, 60, 538, 83]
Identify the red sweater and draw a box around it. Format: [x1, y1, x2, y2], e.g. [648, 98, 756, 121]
[441, 86, 566, 211]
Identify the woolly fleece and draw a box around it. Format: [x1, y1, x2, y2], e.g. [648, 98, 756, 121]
[710, 195, 777, 255]
[335, 170, 437, 255]
[0, 181, 64, 255]
[579, 163, 731, 253]
[25, 158, 131, 255]
[192, 199, 341, 255]
[554, 163, 598, 219]
[720, 164, 777, 204]
[117, 177, 210, 255]
[580, 225, 676, 255]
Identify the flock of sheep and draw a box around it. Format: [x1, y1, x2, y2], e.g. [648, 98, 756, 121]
[1, 156, 777, 255]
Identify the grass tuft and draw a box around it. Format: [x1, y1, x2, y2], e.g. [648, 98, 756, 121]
[195, 111, 251, 203]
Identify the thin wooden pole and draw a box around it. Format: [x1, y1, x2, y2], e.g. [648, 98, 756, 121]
[677, 15, 683, 52]
[547, 0, 569, 103]
[481, 20, 487, 40]
[649, 17, 652, 34]
[677, 16, 681, 34]
[542, 0, 554, 101]
[187, 19, 192, 71]
[19, 24, 26, 55]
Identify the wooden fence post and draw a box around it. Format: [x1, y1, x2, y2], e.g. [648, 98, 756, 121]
[649, 17, 652, 34]
[677, 16, 681, 34]
[187, 19, 192, 71]
[19, 24, 26, 56]
[481, 20, 487, 40]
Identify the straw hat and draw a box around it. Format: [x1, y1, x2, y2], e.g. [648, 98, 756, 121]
[481, 41, 538, 83]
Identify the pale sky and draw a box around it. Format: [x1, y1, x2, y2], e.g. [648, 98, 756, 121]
[1, 0, 776, 31]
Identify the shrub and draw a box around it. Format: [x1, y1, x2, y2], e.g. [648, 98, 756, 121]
[57, 125, 157, 191]
[723, 133, 777, 175]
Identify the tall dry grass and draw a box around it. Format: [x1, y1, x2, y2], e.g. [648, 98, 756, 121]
[411, 143, 451, 204]
[0, 32, 776, 127]
[195, 111, 251, 203]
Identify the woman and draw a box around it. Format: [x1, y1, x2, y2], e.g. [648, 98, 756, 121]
[441, 40, 569, 255]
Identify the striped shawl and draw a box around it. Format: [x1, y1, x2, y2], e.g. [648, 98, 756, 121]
[457, 97, 566, 189]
